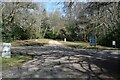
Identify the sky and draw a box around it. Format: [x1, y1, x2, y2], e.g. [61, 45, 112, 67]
[32, 0, 88, 15]
[32, 0, 64, 14]
[43, 2, 64, 13]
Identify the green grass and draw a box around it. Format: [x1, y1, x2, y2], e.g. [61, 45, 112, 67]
[1, 54, 32, 70]
[11, 38, 119, 50]
[60, 41, 118, 50]
[12, 39, 52, 47]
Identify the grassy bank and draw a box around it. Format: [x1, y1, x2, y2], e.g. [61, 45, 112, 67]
[1, 54, 32, 70]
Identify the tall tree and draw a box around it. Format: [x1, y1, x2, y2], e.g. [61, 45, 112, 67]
[2, 2, 39, 41]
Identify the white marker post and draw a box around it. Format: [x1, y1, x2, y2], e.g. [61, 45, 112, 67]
[35, 39, 38, 42]
[64, 38, 66, 42]
[112, 41, 116, 48]
[2, 43, 11, 58]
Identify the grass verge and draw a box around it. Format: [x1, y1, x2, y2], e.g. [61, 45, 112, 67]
[1, 54, 32, 70]
[11, 38, 119, 50]
[60, 41, 119, 50]
[12, 39, 52, 47]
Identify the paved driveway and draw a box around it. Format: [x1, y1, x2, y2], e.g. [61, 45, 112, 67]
[2, 45, 120, 80]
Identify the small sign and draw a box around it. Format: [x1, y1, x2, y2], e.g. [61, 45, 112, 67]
[112, 41, 116, 46]
[2, 43, 11, 58]
[89, 35, 97, 46]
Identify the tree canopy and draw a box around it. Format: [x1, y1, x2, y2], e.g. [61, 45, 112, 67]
[1, 2, 120, 48]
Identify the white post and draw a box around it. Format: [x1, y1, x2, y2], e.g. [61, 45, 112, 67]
[35, 39, 38, 42]
[2, 43, 11, 58]
[64, 38, 66, 42]
[112, 41, 116, 48]
[112, 41, 116, 45]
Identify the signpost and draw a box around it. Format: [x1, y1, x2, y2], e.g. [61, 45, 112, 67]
[2, 43, 11, 58]
[89, 35, 97, 46]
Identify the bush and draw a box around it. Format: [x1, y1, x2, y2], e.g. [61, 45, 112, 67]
[98, 29, 120, 48]
[2, 26, 31, 42]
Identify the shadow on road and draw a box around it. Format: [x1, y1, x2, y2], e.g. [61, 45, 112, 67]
[3, 46, 120, 80]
